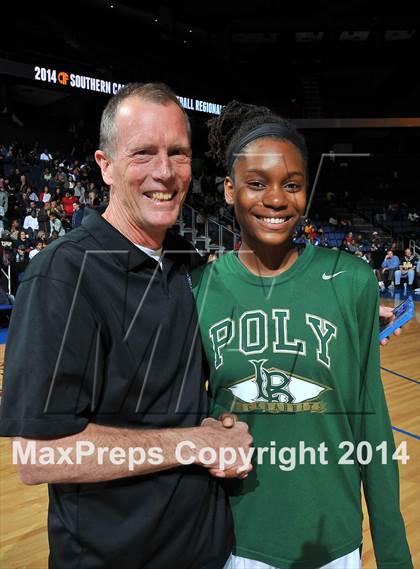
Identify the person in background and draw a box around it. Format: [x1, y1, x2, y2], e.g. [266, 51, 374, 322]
[39, 148, 53, 164]
[29, 239, 44, 260]
[0, 178, 9, 215]
[71, 201, 84, 229]
[39, 185, 52, 203]
[73, 180, 86, 204]
[10, 243, 29, 294]
[380, 250, 400, 290]
[394, 248, 416, 291]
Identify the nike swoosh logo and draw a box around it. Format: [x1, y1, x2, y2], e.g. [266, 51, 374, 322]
[322, 271, 347, 280]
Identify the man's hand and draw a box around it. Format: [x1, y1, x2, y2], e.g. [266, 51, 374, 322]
[219, 413, 237, 429]
[379, 304, 401, 346]
[195, 417, 253, 479]
[213, 413, 252, 479]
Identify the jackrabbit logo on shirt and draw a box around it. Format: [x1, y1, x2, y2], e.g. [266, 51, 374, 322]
[227, 359, 330, 413]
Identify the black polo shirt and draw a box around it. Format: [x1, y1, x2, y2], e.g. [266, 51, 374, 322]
[0, 208, 232, 569]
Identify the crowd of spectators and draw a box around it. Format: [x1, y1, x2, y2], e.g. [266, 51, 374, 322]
[1, 142, 419, 298]
[0, 142, 109, 295]
[294, 221, 419, 293]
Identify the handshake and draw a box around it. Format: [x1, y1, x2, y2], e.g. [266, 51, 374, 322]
[193, 414, 254, 479]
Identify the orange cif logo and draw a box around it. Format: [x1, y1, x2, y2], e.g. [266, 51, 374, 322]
[58, 71, 69, 85]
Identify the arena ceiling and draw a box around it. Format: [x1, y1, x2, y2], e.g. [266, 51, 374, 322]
[1, 0, 420, 119]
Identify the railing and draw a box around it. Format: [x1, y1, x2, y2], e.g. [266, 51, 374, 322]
[409, 238, 420, 259]
[0, 265, 11, 295]
[178, 203, 240, 252]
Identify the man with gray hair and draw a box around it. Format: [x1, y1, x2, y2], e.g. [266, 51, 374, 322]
[0, 83, 252, 569]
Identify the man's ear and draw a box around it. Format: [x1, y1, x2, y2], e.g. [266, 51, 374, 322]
[224, 176, 235, 205]
[95, 150, 113, 186]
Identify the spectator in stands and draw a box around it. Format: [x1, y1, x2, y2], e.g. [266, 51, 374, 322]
[2, 177, 13, 194]
[25, 200, 38, 217]
[340, 237, 350, 252]
[43, 167, 52, 183]
[370, 231, 382, 251]
[345, 231, 354, 244]
[87, 189, 98, 206]
[0, 230, 13, 264]
[61, 190, 78, 218]
[27, 185, 38, 203]
[49, 212, 65, 237]
[0, 179, 9, 215]
[47, 174, 58, 193]
[354, 233, 365, 251]
[303, 218, 313, 237]
[22, 210, 39, 237]
[9, 219, 20, 241]
[380, 250, 400, 289]
[37, 202, 51, 235]
[48, 229, 60, 243]
[39, 185, 52, 203]
[102, 191, 110, 208]
[71, 202, 84, 229]
[10, 244, 29, 294]
[18, 174, 29, 194]
[73, 180, 86, 204]
[308, 224, 318, 244]
[340, 231, 357, 253]
[36, 229, 48, 244]
[394, 248, 416, 291]
[14, 191, 28, 221]
[52, 186, 63, 202]
[0, 207, 5, 234]
[39, 148, 53, 164]
[65, 174, 75, 191]
[15, 229, 32, 250]
[49, 199, 62, 218]
[29, 239, 44, 260]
